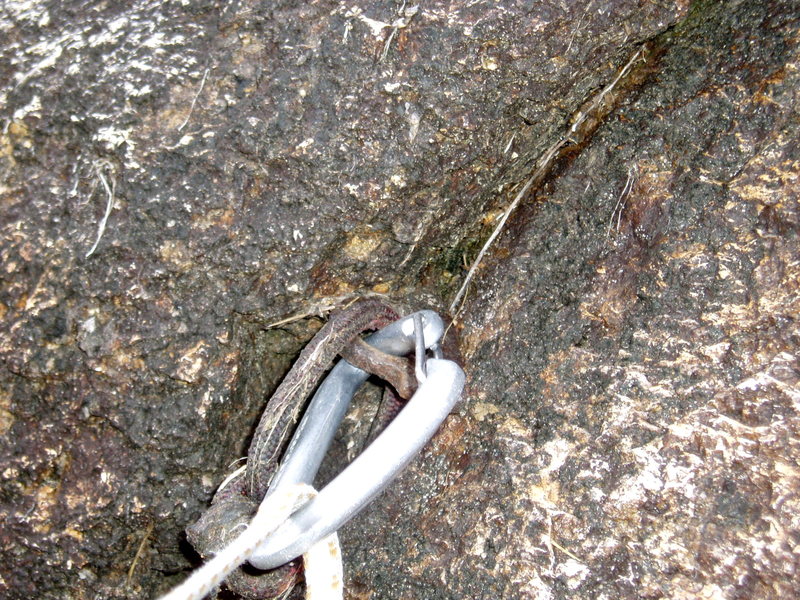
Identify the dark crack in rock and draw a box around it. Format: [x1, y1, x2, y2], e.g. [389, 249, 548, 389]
[349, 1, 797, 599]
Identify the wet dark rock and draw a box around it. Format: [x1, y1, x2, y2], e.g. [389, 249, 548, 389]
[1, 0, 797, 598]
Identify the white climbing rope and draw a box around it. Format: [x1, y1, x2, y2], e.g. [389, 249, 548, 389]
[157, 484, 343, 600]
[303, 529, 343, 600]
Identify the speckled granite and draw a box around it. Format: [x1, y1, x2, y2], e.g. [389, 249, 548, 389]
[3, 0, 797, 598]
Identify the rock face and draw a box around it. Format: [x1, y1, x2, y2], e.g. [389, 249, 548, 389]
[1, 0, 797, 598]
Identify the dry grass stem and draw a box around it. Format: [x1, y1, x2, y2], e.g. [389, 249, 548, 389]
[85, 162, 116, 258]
[178, 67, 209, 132]
[449, 46, 646, 316]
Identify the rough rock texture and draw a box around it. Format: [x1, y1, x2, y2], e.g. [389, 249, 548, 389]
[351, 2, 799, 599]
[1, 0, 797, 599]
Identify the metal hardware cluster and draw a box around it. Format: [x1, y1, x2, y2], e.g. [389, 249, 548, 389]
[249, 309, 464, 569]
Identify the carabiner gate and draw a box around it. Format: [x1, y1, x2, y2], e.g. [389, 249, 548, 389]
[248, 309, 465, 570]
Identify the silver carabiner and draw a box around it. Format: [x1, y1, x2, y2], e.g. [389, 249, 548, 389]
[247, 310, 465, 570]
